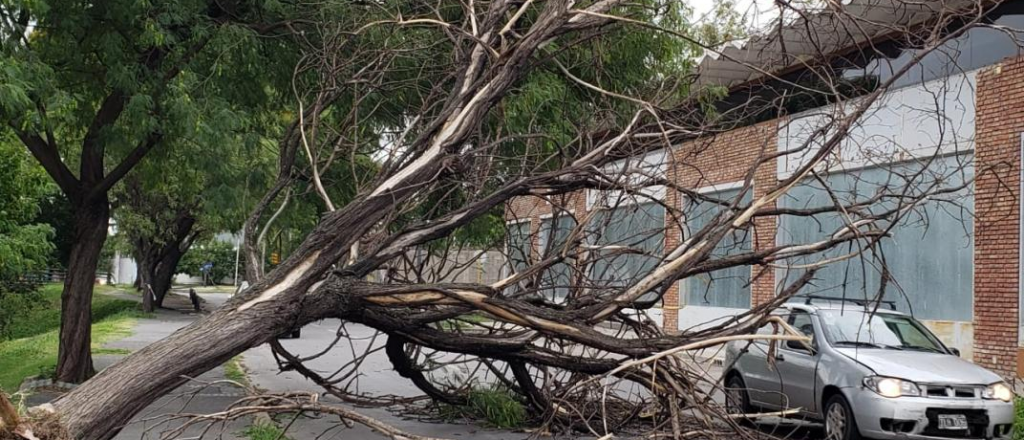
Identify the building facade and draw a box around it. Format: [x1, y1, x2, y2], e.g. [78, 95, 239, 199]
[506, 1, 1024, 377]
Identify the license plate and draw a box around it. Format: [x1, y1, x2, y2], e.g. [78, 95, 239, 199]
[937, 414, 969, 430]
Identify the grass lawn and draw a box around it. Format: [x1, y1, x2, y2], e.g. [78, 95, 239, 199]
[0, 283, 143, 392]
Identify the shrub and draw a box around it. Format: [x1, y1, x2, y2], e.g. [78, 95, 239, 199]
[180, 240, 237, 284]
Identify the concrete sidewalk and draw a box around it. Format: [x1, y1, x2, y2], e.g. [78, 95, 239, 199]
[103, 296, 250, 440]
[21, 290, 251, 439]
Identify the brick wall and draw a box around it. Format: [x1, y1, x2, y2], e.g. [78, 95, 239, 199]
[503, 121, 780, 333]
[661, 121, 779, 332]
[974, 59, 1023, 376]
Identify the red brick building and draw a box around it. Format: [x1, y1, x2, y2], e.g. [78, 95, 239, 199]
[506, 0, 1024, 377]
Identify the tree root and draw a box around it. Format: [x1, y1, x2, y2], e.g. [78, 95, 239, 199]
[0, 406, 71, 440]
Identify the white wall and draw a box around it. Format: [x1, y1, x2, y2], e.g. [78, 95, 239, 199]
[778, 70, 977, 178]
[110, 252, 137, 285]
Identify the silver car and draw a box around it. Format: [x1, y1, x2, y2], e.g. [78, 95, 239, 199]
[723, 297, 1015, 440]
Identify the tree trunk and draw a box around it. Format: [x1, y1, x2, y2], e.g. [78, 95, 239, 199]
[152, 246, 185, 307]
[54, 274, 333, 439]
[133, 241, 158, 314]
[55, 199, 110, 384]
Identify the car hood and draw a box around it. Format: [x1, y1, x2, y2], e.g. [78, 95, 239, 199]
[835, 349, 1002, 384]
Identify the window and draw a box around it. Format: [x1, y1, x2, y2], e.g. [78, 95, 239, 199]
[818, 310, 946, 353]
[683, 187, 753, 308]
[505, 221, 532, 274]
[787, 311, 815, 350]
[538, 214, 578, 303]
[776, 155, 974, 321]
[589, 203, 665, 303]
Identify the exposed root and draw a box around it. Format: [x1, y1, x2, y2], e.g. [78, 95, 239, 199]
[0, 409, 71, 440]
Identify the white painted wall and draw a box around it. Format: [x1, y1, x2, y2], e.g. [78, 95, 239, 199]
[778, 70, 977, 178]
[677, 305, 748, 332]
[110, 252, 137, 285]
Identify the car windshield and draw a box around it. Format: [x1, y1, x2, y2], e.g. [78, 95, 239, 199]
[817, 309, 946, 353]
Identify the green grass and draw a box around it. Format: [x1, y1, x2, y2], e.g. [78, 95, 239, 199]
[0, 283, 142, 392]
[2, 283, 137, 341]
[241, 420, 290, 440]
[439, 385, 527, 429]
[224, 355, 248, 386]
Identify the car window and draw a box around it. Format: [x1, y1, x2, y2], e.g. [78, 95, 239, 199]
[787, 311, 815, 351]
[817, 310, 946, 353]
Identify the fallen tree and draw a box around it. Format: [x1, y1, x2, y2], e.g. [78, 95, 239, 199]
[4, 0, 1007, 438]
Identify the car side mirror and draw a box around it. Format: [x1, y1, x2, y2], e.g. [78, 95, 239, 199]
[949, 347, 961, 357]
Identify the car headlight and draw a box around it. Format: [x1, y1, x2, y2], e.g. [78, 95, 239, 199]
[983, 382, 1014, 402]
[863, 376, 921, 398]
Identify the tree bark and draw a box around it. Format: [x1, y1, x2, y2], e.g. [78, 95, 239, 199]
[54, 276, 331, 439]
[55, 198, 110, 384]
[152, 242, 188, 307]
[139, 256, 156, 313]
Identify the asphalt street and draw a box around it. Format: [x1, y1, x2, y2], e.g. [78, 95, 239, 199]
[82, 289, 824, 439]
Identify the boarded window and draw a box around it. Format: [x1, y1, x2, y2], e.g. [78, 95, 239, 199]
[683, 187, 753, 309]
[776, 155, 974, 321]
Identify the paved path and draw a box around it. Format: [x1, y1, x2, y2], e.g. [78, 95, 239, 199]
[97, 291, 251, 440]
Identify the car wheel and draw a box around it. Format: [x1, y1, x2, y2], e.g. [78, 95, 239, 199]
[824, 394, 862, 440]
[725, 374, 753, 419]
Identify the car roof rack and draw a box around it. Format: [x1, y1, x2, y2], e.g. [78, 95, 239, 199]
[797, 295, 897, 310]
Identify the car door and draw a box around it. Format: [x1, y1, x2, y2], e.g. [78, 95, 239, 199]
[775, 311, 820, 416]
[733, 316, 785, 409]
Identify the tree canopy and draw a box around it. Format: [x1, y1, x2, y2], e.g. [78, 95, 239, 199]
[0, 138, 53, 285]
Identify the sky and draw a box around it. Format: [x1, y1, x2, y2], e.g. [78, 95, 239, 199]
[689, 0, 785, 34]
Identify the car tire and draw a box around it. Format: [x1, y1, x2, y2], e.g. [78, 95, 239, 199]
[823, 393, 862, 440]
[725, 374, 754, 422]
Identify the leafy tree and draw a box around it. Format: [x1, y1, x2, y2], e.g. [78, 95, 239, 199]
[31, 191, 74, 269]
[0, 0, 300, 382]
[179, 239, 237, 285]
[112, 117, 270, 310]
[0, 139, 53, 285]
[0, 139, 54, 339]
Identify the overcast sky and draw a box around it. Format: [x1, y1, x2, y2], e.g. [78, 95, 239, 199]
[689, 0, 783, 33]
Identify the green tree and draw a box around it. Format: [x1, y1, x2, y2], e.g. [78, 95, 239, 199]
[179, 239, 237, 285]
[0, 138, 53, 285]
[112, 119, 270, 311]
[0, 0, 299, 382]
[0, 139, 55, 339]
